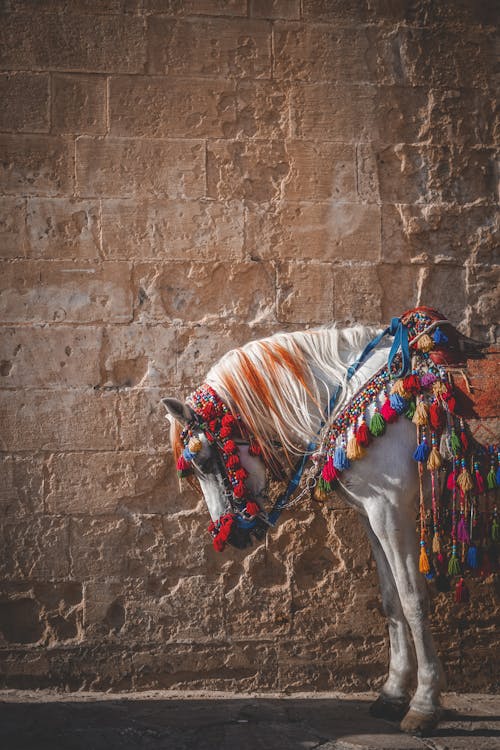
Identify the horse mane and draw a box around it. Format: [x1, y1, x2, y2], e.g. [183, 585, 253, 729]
[205, 324, 382, 469]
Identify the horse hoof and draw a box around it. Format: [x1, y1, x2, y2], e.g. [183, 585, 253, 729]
[369, 695, 409, 721]
[400, 708, 440, 736]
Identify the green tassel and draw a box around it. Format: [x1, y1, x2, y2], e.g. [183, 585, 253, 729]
[404, 399, 416, 420]
[317, 477, 332, 494]
[492, 519, 500, 542]
[486, 468, 497, 490]
[450, 428, 461, 455]
[448, 554, 461, 576]
[369, 411, 385, 437]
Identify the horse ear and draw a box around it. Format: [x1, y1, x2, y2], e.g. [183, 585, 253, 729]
[161, 398, 195, 425]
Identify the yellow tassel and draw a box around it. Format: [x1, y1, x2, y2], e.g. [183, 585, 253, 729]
[419, 545, 430, 574]
[456, 468, 473, 493]
[390, 379, 411, 398]
[188, 437, 203, 453]
[346, 434, 364, 460]
[417, 333, 434, 352]
[432, 381, 448, 396]
[412, 400, 429, 426]
[427, 445, 442, 471]
[432, 532, 441, 554]
[314, 486, 330, 503]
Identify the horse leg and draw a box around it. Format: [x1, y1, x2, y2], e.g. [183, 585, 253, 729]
[366, 503, 446, 736]
[360, 517, 415, 721]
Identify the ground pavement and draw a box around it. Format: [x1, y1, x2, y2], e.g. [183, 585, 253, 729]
[0, 690, 499, 750]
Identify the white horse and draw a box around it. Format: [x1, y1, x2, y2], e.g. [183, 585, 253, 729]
[164, 321, 451, 736]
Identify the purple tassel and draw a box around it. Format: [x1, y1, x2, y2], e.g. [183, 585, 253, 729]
[420, 372, 438, 387]
[457, 516, 470, 544]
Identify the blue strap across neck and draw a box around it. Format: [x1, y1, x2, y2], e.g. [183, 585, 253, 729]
[387, 317, 411, 378]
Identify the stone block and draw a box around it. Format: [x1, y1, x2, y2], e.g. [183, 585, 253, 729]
[0, 135, 72, 196]
[0, 454, 44, 518]
[26, 198, 100, 259]
[277, 261, 334, 324]
[0, 326, 102, 388]
[419, 87, 498, 147]
[0, 260, 132, 323]
[76, 137, 205, 199]
[301, 0, 401, 22]
[0, 197, 27, 258]
[231, 80, 290, 139]
[5, 0, 141, 11]
[466, 264, 500, 341]
[245, 201, 381, 262]
[0, 389, 119, 451]
[207, 139, 290, 201]
[117, 387, 176, 451]
[332, 265, 382, 324]
[274, 23, 379, 82]
[283, 141, 356, 201]
[0, 13, 146, 73]
[375, 264, 420, 323]
[145, 0, 247, 15]
[418, 265, 468, 326]
[291, 84, 428, 143]
[150, 574, 226, 640]
[133, 260, 275, 325]
[45, 450, 190, 516]
[0, 516, 70, 580]
[99, 323, 176, 388]
[381, 204, 499, 266]
[376, 145, 498, 205]
[101, 198, 244, 261]
[51, 74, 106, 135]
[0, 73, 49, 132]
[147, 17, 271, 78]
[250, 0, 300, 19]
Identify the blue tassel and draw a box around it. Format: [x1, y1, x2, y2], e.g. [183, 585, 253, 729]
[389, 393, 408, 414]
[413, 439, 430, 462]
[334, 445, 350, 471]
[433, 327, 448, 345]
[496, 465, 500, 484]
[183, 447, 196, 461]
[466, 545, 478, 569]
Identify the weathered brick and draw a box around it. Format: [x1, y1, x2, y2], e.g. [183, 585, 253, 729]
[277, 261, 334, 324]
[0, 454, 45, 518]
[117, 387, 179, 451]
[291, 84, 429, 143]
[375, 263, 421, 322]
[26, 198, 100, 259]
[133, 260, 275, 324]
[284, 141, 356, 201]
[0, 389, 119, 451]
[5, 0, 141, 11]
[0, 197, 27, 258]
[101, 198, 244, 261]
[0, 260, 132, 323]
[51, 74, 106, 135]
[76, 137, 206, 199]
[0, 517, 70, 580]
[245, 201, 381, 262]
[0, 73, 49, 133]
[0, 13, 146, 73]
[381, 204, 499, 265]
[418, 265, 468, 325]
[375, 145, 498, 205]
[45, 450, 185, 515]
[0, 326, 102, 388]
[274, 23, 379, 82]
[232, 80, 290, 139]
[99, 323, 176, 388]
[145, 0, 247, 15]
[250, 0, 300, 19]
[147, 17, 271, 78]
[332, 265, 382, 324]
[0, 135, 72, 196]
[419, 87, 497, 147]
[207, 140, 290, 201]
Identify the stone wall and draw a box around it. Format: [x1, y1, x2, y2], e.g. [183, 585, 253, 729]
[0, 0, 498, 692]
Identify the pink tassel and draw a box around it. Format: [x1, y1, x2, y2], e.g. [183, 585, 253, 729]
[457, 516, 469, 543]
[321, 457, 338, 483]
[446, 471, 456, 490]
[381, 397, 398, 423]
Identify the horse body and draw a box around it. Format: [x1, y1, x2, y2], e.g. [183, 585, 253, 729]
[164, 322, 447, 735]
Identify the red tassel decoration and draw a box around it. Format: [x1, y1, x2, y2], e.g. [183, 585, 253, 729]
[454, 577, 469, 603]
[226, 455, 240, 469]
[460, 429, 469, 452]
[248, 440, 262, 456]
[356, 421, 371, 447]
[429, 400, 445, 430]
[403, 374, 421, 394]
[446, 470, 456, 490]
[245, 501, 261, 516]
[233, 481, 246, 498]
[381, 396, 398, 423]
[322, 457, 338, 483]
[475, 468, 485, 494]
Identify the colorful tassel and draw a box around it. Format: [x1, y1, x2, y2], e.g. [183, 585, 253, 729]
[412, 399, 429, 426]
[389, 393, 408, 414]
[176, 455, 192, 477]
[433, 380, 449, 397]
[486, 467, 497, 490]
[457, 515, 470, 543]
[450, 428, 461, 455]
[492, 518, 500, 542]
[429, 400, 444, 430]
[446, 470, 456, 490]
[448, 548, 461, 576]
[419, 541, 430, 574]
[403, 374, 421, 394]
[474, 464, 485, 494]
[417, 333, 434, 352]
[427, 445, 442, 471]
[346, 433, 364, 460]
[413, 434, 430, 462]
[391, 379, 411, 398]
[466, 545, 478, 569]
[369, 409, 385, 437]
[245, 501, 261, 516]
[433, 327, 448, 345]
[456, 461, 473, 493]
[404, 399, 416, 420]
[334, 443, 350, 470]
[356, 421, 370, 447]
[381, 396, 398, 423]
[454, 577, 469, 603]
[322, 457, 338, 483]
[420, 371, 437, 388]
[432, 532, 441, 554]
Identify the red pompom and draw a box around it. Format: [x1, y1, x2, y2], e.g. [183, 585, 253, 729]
[403, 375, 421, 394]
[321, 457, 338, 483]
[201, 402, 216, 420]
[221, 414, 236, 428]
[429, 401, 444, 430]
[356, 422, 370, 447]
[226, 455, 240, 469]
[381, 397, 398, 423]
[248, 440, 262, 456]
[234, 468, 248, 481]
[233, 481, 246, 498]
[176, 455, 190, 472]
[223, 440, 236, 455]
[219, 425, 232, 438]
[208, 419, 218, 433]
[245, 501, 261, 516]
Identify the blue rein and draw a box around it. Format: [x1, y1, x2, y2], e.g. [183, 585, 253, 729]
[258, 318, 411, 527]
